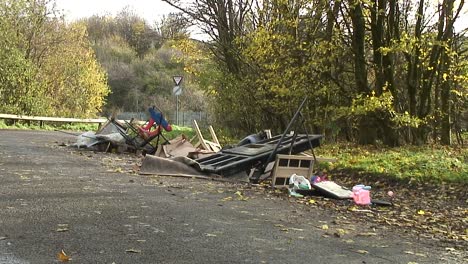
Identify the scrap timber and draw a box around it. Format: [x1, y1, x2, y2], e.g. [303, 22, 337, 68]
[195, 134, 322, 177]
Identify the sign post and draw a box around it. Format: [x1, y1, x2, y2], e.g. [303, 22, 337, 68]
[172, 76, 183, 125]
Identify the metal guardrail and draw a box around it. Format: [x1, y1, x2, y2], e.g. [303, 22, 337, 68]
[0, 114, 151, 128]
[0, 113, 107, 124]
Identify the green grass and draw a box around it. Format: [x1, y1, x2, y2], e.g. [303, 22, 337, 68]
[315, 143, 468, 183]
[164, 125, 196, 140]
[0, 119, 99, 131]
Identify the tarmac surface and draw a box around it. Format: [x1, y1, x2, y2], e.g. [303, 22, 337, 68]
[0, 130, 458, 263]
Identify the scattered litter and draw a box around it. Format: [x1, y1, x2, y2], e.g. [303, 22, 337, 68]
[237, 131, 268, 146]
[139, 155, 207, 177]
[311, 181, 353, 199]
[352, 184, 372, 205]
[57, 250, 71, 262]
[371, 199, 392, 206]
[126, 249, 142, 253]
[155, 135, 197, 158]
[288, 174, 311, 198]
[355, 249, 369, 254]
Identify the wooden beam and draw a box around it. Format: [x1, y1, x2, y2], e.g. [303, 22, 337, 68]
[208, 125, 220, 145]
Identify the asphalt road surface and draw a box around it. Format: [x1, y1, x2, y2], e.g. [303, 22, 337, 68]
[0, 130, 459, 263]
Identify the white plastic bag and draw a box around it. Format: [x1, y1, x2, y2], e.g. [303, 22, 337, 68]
[289, 174, 311, 191]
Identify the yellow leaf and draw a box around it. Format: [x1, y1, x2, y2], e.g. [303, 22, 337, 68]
[322, 224, 329, 230]
[57, 250, 71, 262]
[308, 199, 316, 204]
[417, 210, 425, 215]
[221, 196, 233, 201]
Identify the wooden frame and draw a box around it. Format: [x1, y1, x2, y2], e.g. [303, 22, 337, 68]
[192, 120, 221, 152]
[271, 154, 315, 188]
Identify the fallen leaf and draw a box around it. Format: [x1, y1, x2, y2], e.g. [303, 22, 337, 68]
[57, 250, 71, 262]
[321, 224, 329, 230]
[308, 199, 316, 204]
[290, 228, 304, 231]
[356, 249, 369, 254]
[334, 228, 347, 237]
[221, 196, 233, 201]
[126, 249, 141, 253]
[417, 210, 425, 215]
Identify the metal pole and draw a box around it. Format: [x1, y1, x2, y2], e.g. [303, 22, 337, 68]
[176, 95, 179, 126]
[251, 96, 309, 182]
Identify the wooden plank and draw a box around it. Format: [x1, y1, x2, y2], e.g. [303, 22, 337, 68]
[208, 125, 220, 145]
[192, 120, 210, 150]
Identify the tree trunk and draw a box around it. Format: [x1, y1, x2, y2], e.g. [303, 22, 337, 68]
[349, 0, 375, 144]
[440, 0, 455, 145]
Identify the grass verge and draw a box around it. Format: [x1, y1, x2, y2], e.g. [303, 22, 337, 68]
[314, 143, 468, 183]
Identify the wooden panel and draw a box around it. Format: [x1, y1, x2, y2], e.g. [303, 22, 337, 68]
[271, 154, 315, 188]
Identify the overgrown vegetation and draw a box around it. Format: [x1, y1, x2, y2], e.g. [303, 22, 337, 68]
[163, 0, 467, 146]
[80, 10, 207, 116]
[0, 0, 109, 117]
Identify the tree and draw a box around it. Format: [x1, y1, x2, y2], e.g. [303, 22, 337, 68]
[0, 0, 109, 117]
[155, 13, 190, 41]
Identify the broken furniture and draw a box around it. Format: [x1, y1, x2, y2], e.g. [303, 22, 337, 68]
[192, 120, 221, 152]
[271, 154, 315, 188]
[195, 97, 322, 182]
[312, 181, 353, 199]
[154, 135, 196, 158]
[109, 106, 171, 154]
[195, 134, 322, 178]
